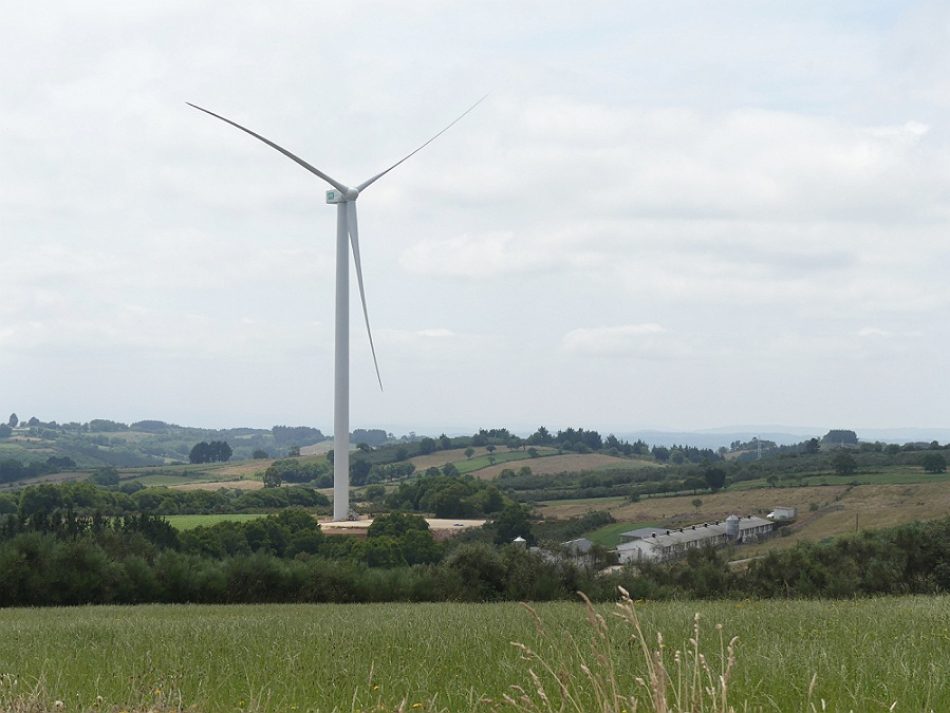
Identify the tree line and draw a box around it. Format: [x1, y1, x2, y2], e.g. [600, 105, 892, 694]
[1, 506, 949, 606]
[0, 481, 329, 518]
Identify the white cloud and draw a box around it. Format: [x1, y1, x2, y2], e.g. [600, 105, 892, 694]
[1, 2, 949, 429]
[561, 324, 686, 360]
[379, 327, 497, 356]
[399, 230, 604, 278]
[857, 327, 892, 338]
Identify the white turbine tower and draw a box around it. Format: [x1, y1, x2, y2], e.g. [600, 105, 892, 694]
[189, 97, 485, 521]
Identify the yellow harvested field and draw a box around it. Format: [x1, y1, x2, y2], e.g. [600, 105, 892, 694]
[319, 517, 485, 532]
[539, 481, 950, 555]
[171, 479, 264, 491]
[743, 482, 950, 555]
[319, 517, 485, 539]
[208, 461, 269, 478]
[473, 453, 638, 479]
[300, 442, 334, 456]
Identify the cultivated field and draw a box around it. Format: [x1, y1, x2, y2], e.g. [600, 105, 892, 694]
[170, 479, 264, 491]
[472, 452, 639, 479]
[0, 597, 947, 712]
[164, 513, 268, 530]
[407, 447, 554, 471]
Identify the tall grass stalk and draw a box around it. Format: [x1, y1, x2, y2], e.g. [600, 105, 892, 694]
[503, 588, 741, 713]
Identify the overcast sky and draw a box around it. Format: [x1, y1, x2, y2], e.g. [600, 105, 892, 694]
[1, 1, 948, 435]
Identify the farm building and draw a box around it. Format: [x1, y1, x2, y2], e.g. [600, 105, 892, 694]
[615, 515, 775, 564]
[767, 506, 797, 521]
[561, 538, 594, 556]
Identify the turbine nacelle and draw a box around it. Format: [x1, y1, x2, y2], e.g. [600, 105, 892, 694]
[326, 187, 359, 204]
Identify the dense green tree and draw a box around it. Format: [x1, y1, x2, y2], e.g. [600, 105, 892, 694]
[922, 452, 947, 474]
[351, 428, 387, 447]
[189, 441, 232, 464]
[363, 485, 386, 503]
[445, 543, 507, 601]
[823, 430, 858, 446]
[349, 459, 372, 486]
[272, 425, 325, 447]
[703, 467, 727, 492]
[492, 503, 535, 545]
[832, 451, 858, 476]
[464, 447, 475, 460]
[88, 467, 120, 487]
[367, 512, 429, 539]
[7, 413, 17, 428]
[527, 426, 552, 445]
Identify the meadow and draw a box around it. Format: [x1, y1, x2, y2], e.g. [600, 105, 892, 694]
[1, 596, 948, 712]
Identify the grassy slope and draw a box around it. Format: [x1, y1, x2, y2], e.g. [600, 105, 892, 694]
[585, 519, 659, 547]
[0, 598, 947, 712]
[536, 476, 950, 557]
[407, 447, 556, 471]
[472, 452, 643, 479]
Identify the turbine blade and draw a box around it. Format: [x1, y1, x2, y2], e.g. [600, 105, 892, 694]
[356, 94, 488, 192]
[346, 201, 383, 391]
[187, 102, 349, 194]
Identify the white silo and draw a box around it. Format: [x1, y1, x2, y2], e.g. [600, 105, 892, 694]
[725, 514, 740, 540]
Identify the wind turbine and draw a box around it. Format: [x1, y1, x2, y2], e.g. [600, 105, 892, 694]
[189, 97, 485, 521]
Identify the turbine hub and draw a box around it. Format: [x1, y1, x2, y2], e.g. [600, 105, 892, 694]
[326, 187, 358, 204]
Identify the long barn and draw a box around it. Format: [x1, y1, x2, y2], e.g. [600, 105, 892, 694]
[615, 515, 774, 563]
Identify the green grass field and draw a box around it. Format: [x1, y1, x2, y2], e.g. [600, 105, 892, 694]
[163, 514, 268, 530]
[585, 520, 658, 547]
[0, 597, 947, 712]
[730, 467, 950, 490]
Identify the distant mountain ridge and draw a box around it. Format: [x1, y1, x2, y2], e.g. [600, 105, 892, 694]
[615, 426, 950, 450]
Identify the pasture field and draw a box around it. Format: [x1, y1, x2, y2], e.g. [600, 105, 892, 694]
[472, 452, 641, 480]
[453, 450, 534, 474]
[730, 466, 950, 490]
[163, 513, 268, 530]
[585, 519, 658, 547]
[0, 597, 948, 712]
[170, 479, 265, 491]
[407, 447, 556, 472]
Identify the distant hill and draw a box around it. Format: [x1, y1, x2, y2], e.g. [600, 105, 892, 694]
[616, 426, 950, 450]
[616, 430, 811, 450]
[0, 418, 330, 468]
